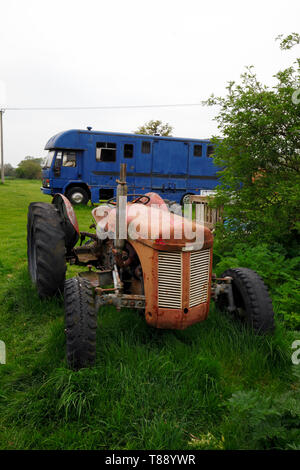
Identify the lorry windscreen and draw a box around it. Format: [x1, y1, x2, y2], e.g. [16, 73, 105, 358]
[42, 150, 55, 168]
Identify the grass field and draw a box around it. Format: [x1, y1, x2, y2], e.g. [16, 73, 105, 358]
[0, 179, 299, 450]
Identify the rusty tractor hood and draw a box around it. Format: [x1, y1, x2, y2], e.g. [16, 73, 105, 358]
[92, 192, 213, 252]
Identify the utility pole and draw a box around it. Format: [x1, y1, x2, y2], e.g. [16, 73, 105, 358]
[0, 109, 4, 184]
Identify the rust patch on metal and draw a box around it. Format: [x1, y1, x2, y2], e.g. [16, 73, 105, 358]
[129, 240, 159, 327]
[156, 303, 208, 330]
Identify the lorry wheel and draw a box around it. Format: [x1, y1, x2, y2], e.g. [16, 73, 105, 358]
[180, 193, 194, 205]
[27, 202, 66, 298]
[64, 276, 97, 370]
[66, 187, 89, 205]
[216, 268, 275, 334]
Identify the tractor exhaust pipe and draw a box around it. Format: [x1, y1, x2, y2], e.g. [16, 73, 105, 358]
[115, 163, 127, 251]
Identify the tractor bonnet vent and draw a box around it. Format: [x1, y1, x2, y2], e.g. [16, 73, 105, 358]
[189, 249, 210, 307]
[158, 252, 182, 309]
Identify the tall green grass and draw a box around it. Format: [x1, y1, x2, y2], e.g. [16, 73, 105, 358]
[0, 180, 299, 449]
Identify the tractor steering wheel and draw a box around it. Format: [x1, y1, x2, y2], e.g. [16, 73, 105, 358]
[107, 194, 150, 206]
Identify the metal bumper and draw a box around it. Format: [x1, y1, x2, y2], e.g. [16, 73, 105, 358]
[40, 187, 52, 195]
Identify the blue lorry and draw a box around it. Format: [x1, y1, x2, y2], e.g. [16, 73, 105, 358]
[41, 128, 220, 205]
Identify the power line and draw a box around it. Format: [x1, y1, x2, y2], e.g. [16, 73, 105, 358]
[0, 101, 211, 182]
[3, 102, 205, 111]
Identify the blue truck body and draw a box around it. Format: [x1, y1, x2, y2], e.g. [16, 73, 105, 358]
[41, 129, 220, 204]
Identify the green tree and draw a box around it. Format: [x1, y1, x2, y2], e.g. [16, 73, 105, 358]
[15, 156, 43, 179]
[4, 163, 16, 177]
[205, 34, 300, 247]
[134, 120, 173, 136]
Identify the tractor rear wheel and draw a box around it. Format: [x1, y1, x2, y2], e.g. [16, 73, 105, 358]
[64, 276, 97, 370]
[27, 202, 66, 298]
[216, 267, 275, 334]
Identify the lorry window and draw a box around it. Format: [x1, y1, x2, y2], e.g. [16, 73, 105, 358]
[207, 145, 214, 157]
[96, 142, 116, 162]
[194, 145, 202, 157]
[62, 151, 77, 167]
[124, 144, 133, 158]
[141, 141, 151, 154]
[42, 150, 55, 168]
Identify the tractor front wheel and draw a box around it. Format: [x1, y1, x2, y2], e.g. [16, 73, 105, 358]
[27, 202, 66, 298]
[216, 267, 275, 334]
[64, 276, 97, 370]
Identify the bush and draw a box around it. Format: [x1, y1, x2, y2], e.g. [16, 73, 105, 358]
[213, 242, 300, 330]
[221, 388, 300, 449]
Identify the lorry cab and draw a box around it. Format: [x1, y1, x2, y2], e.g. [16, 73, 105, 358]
[42, 148, 86, 203]
[41, 129, 89, 204]
[41, 129, 220, 205]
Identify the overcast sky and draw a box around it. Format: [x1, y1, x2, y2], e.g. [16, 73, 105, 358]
[0, 0, 299, 166]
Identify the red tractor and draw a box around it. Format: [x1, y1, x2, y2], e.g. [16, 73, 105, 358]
[27, 165, 274, 369]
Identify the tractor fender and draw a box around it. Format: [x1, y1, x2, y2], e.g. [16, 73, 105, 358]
[52, 193, 80, 250]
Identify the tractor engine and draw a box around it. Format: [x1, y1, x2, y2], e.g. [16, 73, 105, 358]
[91, 190, 213, 330]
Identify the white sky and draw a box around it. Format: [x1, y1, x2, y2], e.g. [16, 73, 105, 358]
[0, 0, 299, 166]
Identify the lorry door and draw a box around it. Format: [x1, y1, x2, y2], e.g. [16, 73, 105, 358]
[187, 142, 218, 191]
[135, 139, 152, 194]
[120, 141, 135, 193]
[93, 137, 119, 198]
[152, 140, 188, 193]
[188, 142, 208, 178]
[52, 150, 80, 189]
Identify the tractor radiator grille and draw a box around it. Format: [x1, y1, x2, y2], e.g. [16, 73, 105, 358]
[189, 249, 211, 307]
[158, 252, 182, 308]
